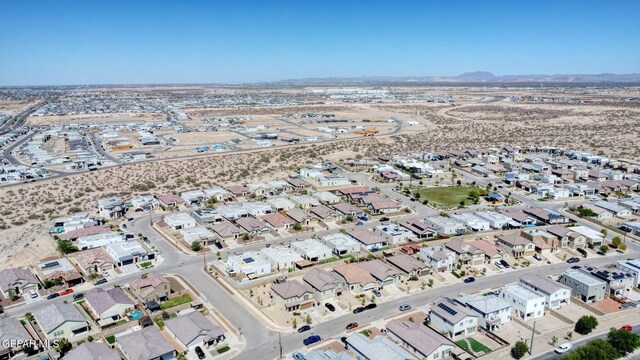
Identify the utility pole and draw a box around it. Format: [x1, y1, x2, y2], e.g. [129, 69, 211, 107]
[529, 320, 536, 355]
[279, 332, 283, 359]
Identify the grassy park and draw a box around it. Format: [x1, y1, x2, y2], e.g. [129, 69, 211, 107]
[414, 186, 487, 208]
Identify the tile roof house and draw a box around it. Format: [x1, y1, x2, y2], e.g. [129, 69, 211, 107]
[84, 287, 135, 323]
[445, 239, 485, 267]
[286, 208, 318, 226]
[468, 239, 507, 262]
[211, 221, 244, 240]
[0, 268, 38, 298]
[358, 259, 403, 286]
[385, 320, 454, 360]
[235, 216, 270, 235]
[333, 264, 377, 292]
[386, 254, 429, 277]
[418, 246, 456, 273]
[262, 213, 293, 229]
[346, 229, 389, 251]
[546, 225, 586, 249]
[309, 204, 338, 222]
[164, 310, 225, 351]
[331, 202, 365, 218]
[303, 268, 343, 300]
[496, 234, 535, 258]
[270, 280, 314, 311]
[129, 271, 171, 303]
[0, 317, 33, 359]
[64, 342, 120, 360]
[400, 219, 438, 239]
[116, 327, 176, 360]
[33, 302, 89, 340]
[68, 247, 115, 276]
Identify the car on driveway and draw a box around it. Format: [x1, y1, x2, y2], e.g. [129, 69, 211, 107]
[533, 253, 542, 261]
[380, 217, 390, 223]
[324, 303, 336, 312]
[93, 278, 108, 286]
[555, 343, 573, 354]
[59, 289, 74, 296]
[500, 259, 510, 268]
[195, 346, 206, 359]
[494, 261, 504, 269]
[399, 304, 412, 311]
[73, 293, 84, 300]
[567, 257, 580, 264]
[464, 277, 475, 283]
[372, 289, 382, 297]
[352, 307, 365, 314]
[121, 223, 127, 229]
[364, 303, 377, 310]
[292, 352, 306, 360]
[577, 248, 588, 258]
[621, 325, 633, 331]
[28, 290, 38, 298]
[303, 335, 321, 346]
[356, 221, 364, 226]
[47, 293, 60, 300]
[127, 217, 134, 221]
[346, 322, 358, 330]
[297, 325, 311, 333]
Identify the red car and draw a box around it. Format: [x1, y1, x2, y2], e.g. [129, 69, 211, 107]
[59, 289, 74, 296]
[621, 325, 633, 331]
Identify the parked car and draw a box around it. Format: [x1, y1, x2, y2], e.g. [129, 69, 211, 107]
[571, 265, 581, 269]
[380, 217, 390, 222]
[577, 248, 588, 258]
[93, 278, 108, 286]
[621, 325, 633, 331]
[494, 261, 504, 269]
[346, 322, 359, 330]
[355, 221, 364, 226]
[102, 271, 110, 277]
[324, 303, 336, 312]
[303, 335, 321, 346]
[533, 253, 542, 261]
[28, 290, 38, 298]
[499, 259, 510, 268]
[357, 216, 368, 222]
[352, 307, 365, 314]
[292, 352, 306, 360]
[121, 223, 127, 229]
[0, 306, 3, 314]
[127, 217, 134, 221]
[297, 325, 311, 333]
[567, 257, 580, 264]
[73, 293, 84, 300]
[125, 233, 135, 239]
[195, 346, 206, 360]
[555, 343, 573, 354]
[364, 303, 377, 310]
[59, 289, 74, 296]
[47, 293, 60, 300]
[399, 304, 412, 311]
[372, 289, 382, 297]
[464, 277, 475, 283]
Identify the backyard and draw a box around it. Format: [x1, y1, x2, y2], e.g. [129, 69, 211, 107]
[160, 293, 192, 310]
[456, 337, 492, 354]
[415, 186, 486, 208]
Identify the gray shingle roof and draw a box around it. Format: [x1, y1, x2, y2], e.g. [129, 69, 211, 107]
[85, 287, 133, 316]
[117, 327, 175, 360]
[33, 303, 87, 334]
[163, 311, 224, 348]
[64, 342, 120, 360]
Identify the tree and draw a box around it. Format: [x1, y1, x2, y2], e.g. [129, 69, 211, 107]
[559, 338, 619, 360]
[55, 338, 72, 356]
[619, 243, 628, 252]
[550, 335, 558, 346]
[608, 327, 640, 356]
[205, 196, 218, 209]
[305, 314, 312, 325]
[575, 315, 598, 335]
[511, 341, 528, 359]
[428, 278, 434, 287]
[345, 215, 354, 222]
[57, 240, 79, 254]
[578, 208, 596, 217]
[292, 318, 297, 329]
[293, 223, 302, 231]
[611, 237, 622, 248]
[191, 241, 201, 252]
[243, 233, 250, 241]
[600, 245, 609, 254]
[601, 229, 608, 237]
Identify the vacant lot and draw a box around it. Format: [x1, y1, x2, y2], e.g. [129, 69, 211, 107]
[415, 186, 485, 208]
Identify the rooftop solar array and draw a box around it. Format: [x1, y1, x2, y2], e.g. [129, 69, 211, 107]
[41, 261, 60, 269]
[437, 302, 458, 316]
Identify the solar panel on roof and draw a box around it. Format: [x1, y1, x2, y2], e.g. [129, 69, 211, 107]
[437, 302, 458, 316]
[42, 261, 60, 269]
[243, 257, 255, 263]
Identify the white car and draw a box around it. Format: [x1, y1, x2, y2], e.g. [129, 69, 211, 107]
[494, 261, 504, 269]
[28, 289, 38, 298]
[555, 343, 573, 354]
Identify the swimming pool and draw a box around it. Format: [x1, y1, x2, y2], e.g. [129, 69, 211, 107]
[129, 311, 143, 320]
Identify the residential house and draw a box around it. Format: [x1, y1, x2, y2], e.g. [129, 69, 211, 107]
[129, 272, 171, 303]
[344, 333, 417, 360]
[266, 197, 296, 212]
[445, 239, 485, 266]
[106, 241, 150, 267]
[69, 247, 115, 276]
[331, 202, 365, 218]
[428, 297, 478, 340]
[203, 187, 233, 203]
[375, 224, 414, 245]
[580, 266, 635, 297]
[500, 210, 537, 227]
[546, 225, 586, 249]
[455, 294, 512, 331]
[313, 191, 341, 205]
[226, 251, 271, 276]
[310, 204, 338, 222]
[97, 196, 126, 218]
[179, 190, 206, 205]
[226, 184, 249, 198]
[303, 268, 343, 300]
[270, 280, 314, 311]
[216, 204, 248, 220]
[496, 234, 535, 258]
[33, 303, 89, 340]
[211, 221, 244, 241]
[116, 327, 176, 360]
[332, 264, 377, 292]
[360, 194, 402, 214]
[164, 310, 225, 351]
[259, 247, 303, 271]
[558, 269, 607, 303]
[63, 342, 120, 360]
[164, 213, 197, 230]
[84, 287, 135, 324]
[594, 200, 632, 218]
[474, 211, 513, 229]
[385, 320, 454, 360]
[77, 231, 125, 250]
[520, 274, 571, 309]
[0, 268, 38, 299]
[130, 195, 159, 212]
[400, 219, 438, 240]
[320, 233, 360, 256]
[426, 216, 465, 236]
[180, 226, 215, 246]
[450, 213, 491, 232]
[580, 203, 614, 221]
[570, 226, 604, 248]
[262, 213, 293, 229]
[617, 259, 640, 287]
[468, 239, 507, 263]
[419, 246, 456, 273]
[346, 229, 389, 251]
[286, 208, 318, 226]
[290, 195, 321, 209]
[499, 283, 546, 320]
[386, 254, 429, 278]
[235, 216, 270, 235]
[291, 239, 333, 262]
[192, 208, 224, 224]
[358, 259, 403, 287]
[241, 201, 274, 217]
[36, 258, 84, 288]
[523, 208, 567, 224]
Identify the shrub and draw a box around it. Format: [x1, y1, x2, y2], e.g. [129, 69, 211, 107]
[511, 341, 528, 359]
[191, 241, 202, 252]
[575, 315, 598, 335]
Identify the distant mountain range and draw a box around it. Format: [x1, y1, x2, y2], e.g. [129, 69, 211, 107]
[272, 72, 640, 85]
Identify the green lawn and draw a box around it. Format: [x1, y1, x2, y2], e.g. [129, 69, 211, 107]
[217, 346, 231, 354]
[415, 186, 485, 208]
[320, 257, 339, 264]
[456, 338, 492, 354]
[160, 294, 192, 310]
[105, 335, 115, 344]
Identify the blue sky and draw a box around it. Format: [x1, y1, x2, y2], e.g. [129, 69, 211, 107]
[1, 0, 638, 85]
